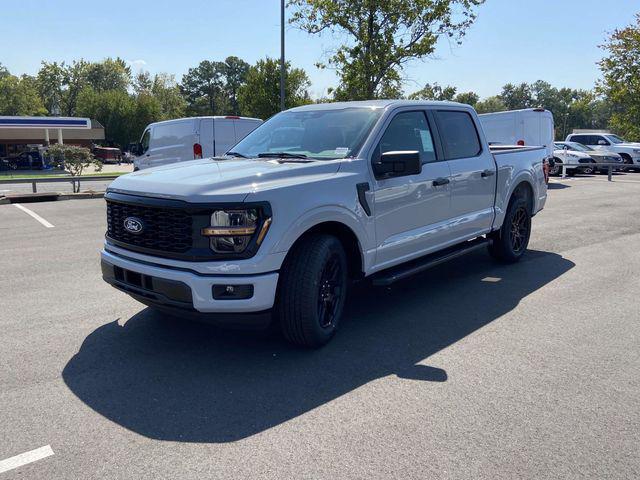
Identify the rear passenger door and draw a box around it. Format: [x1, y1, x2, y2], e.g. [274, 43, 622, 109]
[434, 109, 496, 240]
[372, 109, 453, 269]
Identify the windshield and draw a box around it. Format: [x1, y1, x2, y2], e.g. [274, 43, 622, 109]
[606, 134, 625, 144]
[566, 142, 592, 152]
[228, 107, 383, 160]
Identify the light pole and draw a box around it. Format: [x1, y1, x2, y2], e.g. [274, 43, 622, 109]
[280, 0, 286, 111]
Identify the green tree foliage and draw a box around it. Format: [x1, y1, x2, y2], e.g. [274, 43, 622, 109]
[222, 56, 250, 115]
[453, 91, 479, 107]
[237, 57, 311, 119]
[181, 60, 226, 115]
[47, 144, 102, 188]
[36, 61, 66, 114]
[498, 83, 533, 110]
[0, 74, 47, 115]
[474, 95, 507, 114]
[289, 0, 484, 100]
[85, 57, 131, 92]
[151, 73, 187, 120]
[62, 60, 90, 116]
[598, 13, 640, 141]
[0, 63, 10, 79]
[408, 82, 457, 101]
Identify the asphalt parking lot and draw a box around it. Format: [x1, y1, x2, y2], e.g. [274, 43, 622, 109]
[1, 174, 639, 479]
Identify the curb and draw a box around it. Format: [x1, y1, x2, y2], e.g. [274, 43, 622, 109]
[0, 191, 105, 204]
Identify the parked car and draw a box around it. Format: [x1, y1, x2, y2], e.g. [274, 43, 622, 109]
[93, 146, 123, 164]
[549, 145, 594, 176]
[3, 150, 46, 170]
[566, 132, 640, 170]
[554, 141, 623, 173]
[101, 100, 548, 348]
[131, 116, 263, 171]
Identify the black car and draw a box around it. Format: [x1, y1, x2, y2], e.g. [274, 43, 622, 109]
[3, 151, 46, 170]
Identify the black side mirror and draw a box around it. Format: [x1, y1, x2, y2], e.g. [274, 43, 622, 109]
[373, 150, 421, 178]
[131, 143, 142, 155]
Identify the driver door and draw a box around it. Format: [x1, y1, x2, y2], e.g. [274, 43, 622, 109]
[372, 110, 453, 269]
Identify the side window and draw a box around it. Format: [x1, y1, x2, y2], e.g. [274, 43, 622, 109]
[377, 111, 436, 163]
[435, 110, 482, 160]
[594, 135, 609, 146]
[140, 129, 151, 153]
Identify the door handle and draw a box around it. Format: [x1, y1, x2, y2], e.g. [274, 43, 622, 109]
[481, 169, 495, 177]
[432, 177, 450, 186]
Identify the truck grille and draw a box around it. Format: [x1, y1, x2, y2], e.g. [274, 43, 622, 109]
[106, 200, 193, 253]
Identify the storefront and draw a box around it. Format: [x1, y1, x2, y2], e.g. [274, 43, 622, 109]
[0, 116, 105, 157]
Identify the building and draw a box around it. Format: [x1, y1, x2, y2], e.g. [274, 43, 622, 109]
[0, 116, 105, 157]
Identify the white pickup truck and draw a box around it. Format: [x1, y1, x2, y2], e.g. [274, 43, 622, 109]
[101, 100, 548, 347]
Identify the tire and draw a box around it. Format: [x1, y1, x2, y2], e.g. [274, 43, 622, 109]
[488, 195, 532, 263]
[276, 234, 348, 348]
[549, 160, 562, 176]
[620, 154, 635, 172]
[582, 164, 595, 175]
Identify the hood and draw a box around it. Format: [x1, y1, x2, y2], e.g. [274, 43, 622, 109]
[616, 142, 640, 148]
[107, 157, 342, 203]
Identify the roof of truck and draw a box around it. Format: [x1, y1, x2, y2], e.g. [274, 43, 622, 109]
[288, 99, 471, 111]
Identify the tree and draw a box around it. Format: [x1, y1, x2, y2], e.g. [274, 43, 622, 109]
[597, 13, 640, 141]
[47, 144, 102, 189]
[408, 82, 457, 101]
[222, 56, 250, 115]
[0, 63, 9, 79]
[499, 83, 533, 110]
[151, 73, 187, 120]
[289, 0, 485, 100]
[85, 57, 131, 92]
[453, 91, 479, 107]
[76, 88, 138, 147]
[62, 60, 90, 116]
[36, 61, 65, 114]
[133, 71, 153, 95]
[237, 57, 311, 119]
[180, 60, 226, 115]
[474, 95, 507, 114]
[0, 74, 47, 116]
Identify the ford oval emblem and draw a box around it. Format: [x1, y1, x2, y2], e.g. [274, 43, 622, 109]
[123, 217, 144, 234]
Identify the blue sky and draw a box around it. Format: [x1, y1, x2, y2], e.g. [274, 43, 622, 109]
[1, 0, 638, 98]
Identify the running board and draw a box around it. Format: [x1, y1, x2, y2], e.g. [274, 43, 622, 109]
[371, 237, 489, 286]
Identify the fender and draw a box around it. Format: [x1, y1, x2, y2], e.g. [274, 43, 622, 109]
[493, 168, 537, 230]
[268, 204, 375, 273]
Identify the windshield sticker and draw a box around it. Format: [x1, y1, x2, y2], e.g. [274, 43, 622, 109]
[335, 147, 349, 155]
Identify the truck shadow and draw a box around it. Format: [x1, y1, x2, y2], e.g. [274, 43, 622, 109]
[63, 249, 573, 443]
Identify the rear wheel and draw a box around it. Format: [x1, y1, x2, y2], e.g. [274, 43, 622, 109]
[276, 234, 348, 348]
[620, 153, 635, 172]
[488, 195, 531, 263]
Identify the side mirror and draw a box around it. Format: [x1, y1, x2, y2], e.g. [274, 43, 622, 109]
[373, 151, 422, 178]
[563, 146, 569, 151]
[598, 140, 608, 146]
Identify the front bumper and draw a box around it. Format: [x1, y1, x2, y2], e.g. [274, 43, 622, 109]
[101, 249, 279, 324]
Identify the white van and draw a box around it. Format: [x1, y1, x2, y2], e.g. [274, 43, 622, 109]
[133, 116, 262, 170]
[478, 108, 555, 161]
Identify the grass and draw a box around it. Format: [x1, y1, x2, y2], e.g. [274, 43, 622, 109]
[0, 171, 130, 180]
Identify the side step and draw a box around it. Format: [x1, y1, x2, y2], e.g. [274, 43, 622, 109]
[371, 237, 490, 286]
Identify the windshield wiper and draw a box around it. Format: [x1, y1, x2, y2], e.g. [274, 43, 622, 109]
[257, 152, 308, 159]
[225, 151, 248, 158]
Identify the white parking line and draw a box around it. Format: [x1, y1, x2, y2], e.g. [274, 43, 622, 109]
[0, 445, 54, 474]
[13, 204, 54, 228]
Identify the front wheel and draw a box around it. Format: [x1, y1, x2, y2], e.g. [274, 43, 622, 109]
[276, 234, 348, 348]
[488, 196, 531, 263]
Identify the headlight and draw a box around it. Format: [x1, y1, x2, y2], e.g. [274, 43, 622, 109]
[201, 208, 271, 254]
[567, 153, 579, 158]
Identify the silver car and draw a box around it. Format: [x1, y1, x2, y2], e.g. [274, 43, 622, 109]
[555, 141, 624, 173]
